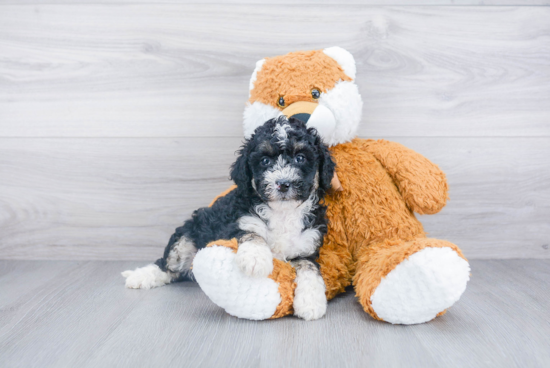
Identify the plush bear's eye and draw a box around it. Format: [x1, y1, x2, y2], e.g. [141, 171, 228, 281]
[277, 96, 285, 108]
[311, 89, 320, 99]
[261, 157, 271, 166]
[295, 154, 306, 164]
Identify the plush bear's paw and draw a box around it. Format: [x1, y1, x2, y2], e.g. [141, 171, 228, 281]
[121, 264, 172, 289]
[293, 263, 327, 321]
[235, 241, 274, 278]
[193, 245, 281, 320]
[370, 247, 470, 324]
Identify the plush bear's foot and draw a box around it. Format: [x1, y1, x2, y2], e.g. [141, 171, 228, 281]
[193, 244, 282, 320]
[371, 247, 469, 324]
[355, 238, 470, 325]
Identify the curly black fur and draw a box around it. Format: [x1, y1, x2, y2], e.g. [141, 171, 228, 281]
[154, 116, 336, 282]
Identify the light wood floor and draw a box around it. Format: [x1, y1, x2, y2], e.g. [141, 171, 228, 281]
[0, 259, 548, 368]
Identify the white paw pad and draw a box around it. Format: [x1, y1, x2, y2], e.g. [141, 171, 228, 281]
[121, 264, 172, 289]
[193, 246, 281, 320]
[371, 247, 470, 325]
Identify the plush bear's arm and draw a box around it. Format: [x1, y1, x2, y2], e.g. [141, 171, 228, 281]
[361, 139, 449, 215]
[319, 234, 353, 300]
[317, 193, 354, 300]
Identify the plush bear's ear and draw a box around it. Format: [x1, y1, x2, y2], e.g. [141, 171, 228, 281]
[248, 58, 266, 97]
[323, 47, 356, 80]
[311, 129, 336, 193]
[230, 140, 252, 190]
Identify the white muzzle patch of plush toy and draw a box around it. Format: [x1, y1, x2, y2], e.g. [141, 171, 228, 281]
[314, 80, 362, 146]
[302, 104, 336, 142]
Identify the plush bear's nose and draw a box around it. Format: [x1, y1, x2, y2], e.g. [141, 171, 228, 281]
[291, 113, 311, 123]
[281, 101, 317, 123]
[276, 180, 291, 193]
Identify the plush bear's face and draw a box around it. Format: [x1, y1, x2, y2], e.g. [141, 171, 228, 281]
[243, 47, 363, 147]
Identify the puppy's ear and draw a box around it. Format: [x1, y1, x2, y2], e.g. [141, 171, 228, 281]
[312, 130, 336, 193]
[230, 140, 252, 190]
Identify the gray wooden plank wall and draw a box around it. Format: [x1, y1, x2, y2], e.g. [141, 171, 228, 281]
[1, 4, 549, 260]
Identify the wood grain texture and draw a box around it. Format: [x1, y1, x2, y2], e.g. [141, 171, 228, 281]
[1, 4, 548, 261]
[0, 136, 548, 260]
[0, 260, 549, 368]
[1, 5, 549, 138]
[2, 1, 549, 4]
[0, 138, 238, 260]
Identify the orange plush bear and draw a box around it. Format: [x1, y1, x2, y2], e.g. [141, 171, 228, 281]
[192, 47, 470, 324]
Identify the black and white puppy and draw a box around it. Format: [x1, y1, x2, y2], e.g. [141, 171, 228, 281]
[122, 116, 335, 319]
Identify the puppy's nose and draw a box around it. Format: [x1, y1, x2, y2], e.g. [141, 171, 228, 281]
[276, 180, 291, 193]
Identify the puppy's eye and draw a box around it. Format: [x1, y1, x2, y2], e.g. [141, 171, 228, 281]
[261, 157, 271, 166]
[311, 89, 320, 99]
[295, 154, 306, 164]
[277, 96, 285, 108]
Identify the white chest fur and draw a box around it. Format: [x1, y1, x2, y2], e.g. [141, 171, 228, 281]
[238, 198, 321, 261]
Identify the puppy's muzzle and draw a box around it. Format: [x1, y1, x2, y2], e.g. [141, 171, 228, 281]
[276, 180, 291, 193]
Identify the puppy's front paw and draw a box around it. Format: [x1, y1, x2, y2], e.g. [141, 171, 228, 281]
[293, 265, 327, 321]
[235, 242, 273, 278]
